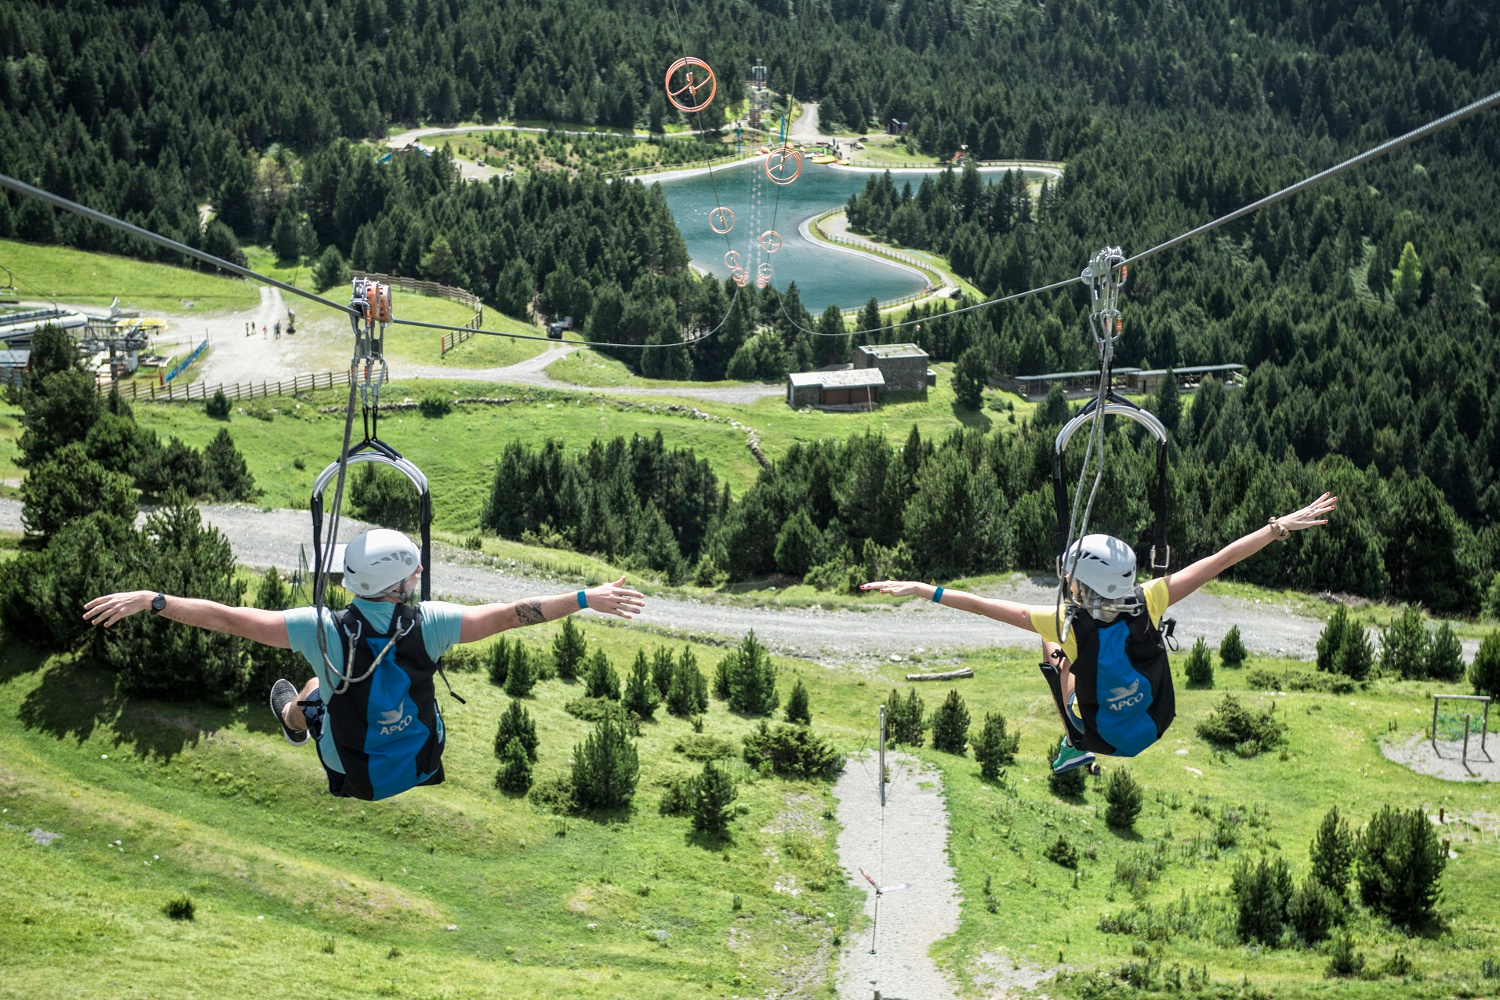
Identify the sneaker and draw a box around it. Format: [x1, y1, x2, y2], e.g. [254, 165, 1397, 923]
[270, 679, 310, 747]
[1052, 739, 1095, 774]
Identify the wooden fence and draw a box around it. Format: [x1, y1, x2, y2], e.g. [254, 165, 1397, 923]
[352, 271, 485, 356]
[105, 369, 376, 404]
[805, 209, 949, 315]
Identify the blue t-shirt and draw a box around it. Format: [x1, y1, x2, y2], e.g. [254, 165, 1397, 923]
[284, 598, 466, 691]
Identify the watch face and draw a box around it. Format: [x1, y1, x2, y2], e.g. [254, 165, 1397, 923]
[152, 594, 166, 612]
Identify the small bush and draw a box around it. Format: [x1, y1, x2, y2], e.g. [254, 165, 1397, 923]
[1357, 805, 1447, 929]
[571, 711, 639, 810]
[528, 775, 576, 814]
[551, 616, 587, 681]
[1048, 738, 1087, 797]
[930, 689, 970, 755]
[1380, 605, 1429, 679]
[666, 648, 709, 717]
[1325, 932, 1365, 978]
[1381, 950, 1414, 978]
[784, 677, 811, 724]
[494, 699, 538, 762]
[724, 630, 778, 716]
[972, 711, 1020, 780]
[1184, 637, 1214, 687]
[1246, 667, 1354, 694]
[488, 636, 513, 687]
[674, 734, 737, 761]
[1231, 853, 1294, 944]
[1219, 625, 1247, 667]
[563, 696, 622, 723]
[162, 896, 195, 921]
[741, 721, 841, 780]
[650, 646, 675, 697]
[1113, 846, 1165, 899]
[659, 778, 692, 816]
[1195, 693, 1287, 756]
[1318, 606, 1373, 680]
[1471, 631, 1500, 698]
[441, 645, 484, 674]
[205, 389, 230, 419]
[1044, 835, 1078, 869]
[1104, 767, 1144, 830]
[418, 394, 453, 418]
[1424, 621, 1464, 682]
[885, 688, 927, 747]
[1288, 878, 1340, 943]
[583, 648, 620, 700]
[495, 736, 533, 794]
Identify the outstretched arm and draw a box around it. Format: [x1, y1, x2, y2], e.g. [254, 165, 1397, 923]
[860, 580, 1037, 632]
[458, 575, 645, 643]
[1165, 492, 1338, 605]
[83, 591, 291, 647]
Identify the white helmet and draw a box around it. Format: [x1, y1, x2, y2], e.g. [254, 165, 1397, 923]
[342, 528, 420, 598]
[1064, 534, 1136, 599]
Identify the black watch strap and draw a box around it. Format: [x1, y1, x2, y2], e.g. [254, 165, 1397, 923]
[151, 593, 167, 614]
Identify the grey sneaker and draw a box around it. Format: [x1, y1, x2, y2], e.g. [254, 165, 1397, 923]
[270, 679, 310, 747]
[1052, 738, 1095, 774]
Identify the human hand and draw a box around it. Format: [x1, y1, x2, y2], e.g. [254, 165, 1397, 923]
[859, 580, 931, 598]
[83, 590, 156, 627]
[585, 576, 646, 620]
[1276, 492, 1338, 532]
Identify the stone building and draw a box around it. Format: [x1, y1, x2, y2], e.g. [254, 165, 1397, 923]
[786, 368, 885, 408]
[854, 343, 933, 392]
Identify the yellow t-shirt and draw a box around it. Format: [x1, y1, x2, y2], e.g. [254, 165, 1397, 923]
[1028, 577, 1170, 661]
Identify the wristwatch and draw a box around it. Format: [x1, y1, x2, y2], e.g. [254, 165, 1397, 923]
[151, 593, 167, 614]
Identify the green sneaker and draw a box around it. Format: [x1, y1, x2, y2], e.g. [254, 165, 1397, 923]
[1052, 739, 1095, 774]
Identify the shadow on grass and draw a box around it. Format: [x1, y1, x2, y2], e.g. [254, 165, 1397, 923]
[17, 656, 237, 762]
[685, 828, 732, 851]
[951, 401, 992, 431]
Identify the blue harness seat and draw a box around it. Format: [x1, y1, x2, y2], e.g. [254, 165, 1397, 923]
[1040, 605, 1177, 757]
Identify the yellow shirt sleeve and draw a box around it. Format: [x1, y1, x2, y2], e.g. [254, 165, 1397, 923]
[1142, 577, 1170, 626]
[1028, 606, 1079, 662]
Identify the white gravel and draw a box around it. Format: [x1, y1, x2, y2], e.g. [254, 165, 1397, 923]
[834, 751, 961, 1000]
[1381, 734, 1499, 782]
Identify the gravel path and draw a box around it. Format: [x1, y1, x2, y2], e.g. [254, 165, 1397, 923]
[834, 751, 961, 1000]
[1382, 734, 1499, 782]
[0, 496, 1401, 661]
[789, 103, 820, 142]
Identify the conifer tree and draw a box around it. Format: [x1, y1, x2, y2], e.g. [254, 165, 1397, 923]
[690, 760, 738, 836]
[584, 648, 620, 700]
[727, 630, 778, 716]
[503, 642, 537, 697]
[494, 699, 538, 762]
[571, 711, 639, 810]
[551, 616, 587, 681]
[784, 677, 811, 724]
[496, 737, 533, 794]
[622, 650, 659, 719]
[930, 689, 970, 754]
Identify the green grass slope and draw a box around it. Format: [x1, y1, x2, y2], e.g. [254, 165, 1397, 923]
[0, 238, 260, 313]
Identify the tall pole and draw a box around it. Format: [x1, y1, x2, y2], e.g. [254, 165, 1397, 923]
[878, 704, 887, 807]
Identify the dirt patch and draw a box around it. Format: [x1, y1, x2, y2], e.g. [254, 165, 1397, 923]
[972, 951, 1060, 998]
[1381, 733, 1499, 782]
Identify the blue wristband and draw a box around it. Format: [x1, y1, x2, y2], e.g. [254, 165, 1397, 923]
[932, 586, 944, 603]
[577, 590, 588, 609]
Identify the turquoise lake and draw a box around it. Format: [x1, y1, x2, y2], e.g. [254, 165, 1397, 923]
[655, 159, 949, 313]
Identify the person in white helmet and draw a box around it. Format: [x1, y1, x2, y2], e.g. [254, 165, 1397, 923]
[84, 528, 646, 800]
[863, 493, 1337, 773]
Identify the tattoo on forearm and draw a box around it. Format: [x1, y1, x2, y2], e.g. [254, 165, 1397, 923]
[515, 600, 546, 626]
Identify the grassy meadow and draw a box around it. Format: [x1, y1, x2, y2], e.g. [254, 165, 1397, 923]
[0, 238, 261, 313]
[1, 601, 1495, 1000]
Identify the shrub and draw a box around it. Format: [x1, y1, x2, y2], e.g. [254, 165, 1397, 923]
[1230, 853, 1293, 944]
[489, 636, 513, 687]
[528, 775, 576, 814]
[691, 760, 739, 836]
[673, 734, 737, 761]
[783, 676, 812, 724]
[1317, 606, 1373, 680]
[503, 641, 537, 697]
[741, 721, 841, 780]
[418, 394, 453, 418]
[972, 711, 1020, 780]
[1184, 637, 1214, 687]
[1380, 605, 1429, 679]
[1048, 737, 1087, 797]
[584, 648, 620, 700]
[1381, 950, 1414, 978]
[1104, 767, 1144, 830]
[1325, 932, 1365, 978]
[724, 631, 779, 716]
[202, 429, 256, 501]
[441, 645, 484, 673]
[712, 653, 732, 700]
[1424, 621, 1464, 682]
[930, 689, 970, 755]
[1357, 805, 1447, 929]
[494, 700, 538, 762]
[885, 688, 927, 747]
[21, 443, 136, 542]
[659, 778, 692, 816]
[1471, 631, 1500, 698]
[571, 711, 639, 810]
[245, 567, 301, 699]
[1195, 693, 1288, 757]
[666, 648, 709, 717]
[162, 896, 195, 921]
[1044, 835, 1078, 868]
[1219, 625, 1247, 667]
[650, 645, 675, 697]
[495, 736, 533, 794]
[205, 389, 230, 419]
[1245, 667, 1354, 694]
[551, 616, 587, 681]
[621, 650, 659, 719]
[1309, 806, 1355, 901]
[313, 244, 350, 291]
[563, 696, 622, 723]
[1288, 878, 1340, 943]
